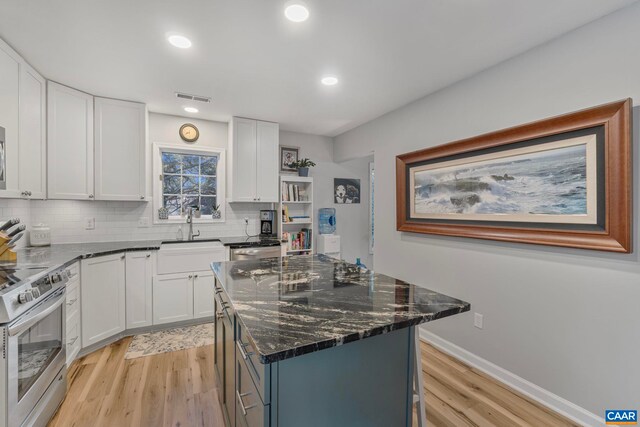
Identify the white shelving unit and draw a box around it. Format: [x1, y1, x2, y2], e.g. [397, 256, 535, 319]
[280, 175, 314, 255]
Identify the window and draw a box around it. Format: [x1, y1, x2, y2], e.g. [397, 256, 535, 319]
[153, 144, 226, 223]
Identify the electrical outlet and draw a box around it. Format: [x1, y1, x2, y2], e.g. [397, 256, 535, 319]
[474, 313, 484, 329]
[85, 217, 95, 230]
[138, 217, 150, 228]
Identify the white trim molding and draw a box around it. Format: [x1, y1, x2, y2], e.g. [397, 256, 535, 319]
[419, 328, 600, 427]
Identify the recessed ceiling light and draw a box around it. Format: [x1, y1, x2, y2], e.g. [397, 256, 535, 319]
[167, 34, 192, 49]
[184, 107, 199, 113]
[321, 76, 339, 86]
[284, 2, 309, 22]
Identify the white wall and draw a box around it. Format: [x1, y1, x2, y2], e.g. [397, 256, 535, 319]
[280, 131, 373, 267]
[334, 3, 640, 419]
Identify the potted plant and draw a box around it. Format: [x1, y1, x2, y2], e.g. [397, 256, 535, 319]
[291, 158, 316, 177]
[212, 204, 222, 219]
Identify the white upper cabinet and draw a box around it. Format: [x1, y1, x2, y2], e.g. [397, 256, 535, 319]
[228, 117, 279, 202]
[256, 120, 279, 202]
[0, 40, 22, 198]
[94, 97, 147, 201]
[47, 81, 94, 200]
[19, 63, 46, 199]
[0, 39, 47, 199]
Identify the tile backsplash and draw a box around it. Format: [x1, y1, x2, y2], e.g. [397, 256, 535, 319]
[0, 198, 264, 245]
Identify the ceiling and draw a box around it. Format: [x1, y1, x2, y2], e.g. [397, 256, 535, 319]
[0, 0, 636, 136]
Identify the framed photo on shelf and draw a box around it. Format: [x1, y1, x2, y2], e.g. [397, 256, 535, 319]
[280, 146, 299, 172]
[396, 99, 632, 252]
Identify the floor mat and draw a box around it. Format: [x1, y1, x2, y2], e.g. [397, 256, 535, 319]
[124, 323, 214, 359]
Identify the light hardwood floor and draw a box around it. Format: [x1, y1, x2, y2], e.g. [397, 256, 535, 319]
[49, 338, 578, 427]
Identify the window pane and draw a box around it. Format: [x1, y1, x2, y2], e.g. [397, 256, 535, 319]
[182, 176, 199, 194]
[201, 177, 217, 195]
[201, 156, 218, 176]
[162, 152, 182, 173]
[163, 175, 181, 194]
[201, 196, 217, 215]
[182, 196, 199, 213]
[182, 155, 199, 175]
[164, 196, 181, 216]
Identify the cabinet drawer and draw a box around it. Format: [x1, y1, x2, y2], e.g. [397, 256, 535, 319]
[237, 321, 270, 404]
[66, 282, 80, 320]
[236, 351, 270, 427]
[66, 312, 81, 363]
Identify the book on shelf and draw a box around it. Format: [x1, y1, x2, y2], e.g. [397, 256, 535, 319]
[282, 228, 312, 252]
[281, 205, 290, 223]
[289, 216, 311, 223]
[281, 182, 308, 202]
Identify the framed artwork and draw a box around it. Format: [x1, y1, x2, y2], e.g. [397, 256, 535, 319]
[396, 99, 632, 252]
[280, 146, 299, 172]
[335, 178, 361, 204]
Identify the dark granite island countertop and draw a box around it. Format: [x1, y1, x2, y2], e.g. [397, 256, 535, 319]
[212, 254, 470, 364]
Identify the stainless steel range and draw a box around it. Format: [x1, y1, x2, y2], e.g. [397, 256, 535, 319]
[0, 265, 71, 427]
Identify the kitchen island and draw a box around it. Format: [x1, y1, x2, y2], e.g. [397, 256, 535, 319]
[211, 255, 470, 427]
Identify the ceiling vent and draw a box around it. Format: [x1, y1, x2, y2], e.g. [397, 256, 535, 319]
[175, 92, 212, 103]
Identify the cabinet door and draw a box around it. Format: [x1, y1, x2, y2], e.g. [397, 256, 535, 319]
[125, 251, 154, 329]
[0, 40, 20, 198]
[152, 272, 194, 324]
[256, 121, 279, 202]
[95, 97, 146, 201]
[19, 63, 46, 199]
[193, 271, 215, 318]
[47, 81, 94, 200]
[81, 253, 126, 348]
[230, 117, 257, 202]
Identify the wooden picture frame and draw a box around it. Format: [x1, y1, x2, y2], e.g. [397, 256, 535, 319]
[280, 146, 299, 172]
[396, 99, 632, 252]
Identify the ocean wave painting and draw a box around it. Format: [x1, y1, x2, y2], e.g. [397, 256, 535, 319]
[410, 136, 597, 224]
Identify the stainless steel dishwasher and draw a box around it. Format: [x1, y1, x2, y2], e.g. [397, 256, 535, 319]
[230, 245, 282, 261]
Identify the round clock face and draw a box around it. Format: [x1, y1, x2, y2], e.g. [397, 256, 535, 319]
[179, 123, 199, 142]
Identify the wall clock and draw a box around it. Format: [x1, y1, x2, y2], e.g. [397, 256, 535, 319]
[179, 123, 199, 143]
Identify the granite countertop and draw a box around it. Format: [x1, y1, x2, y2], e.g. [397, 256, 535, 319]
[212, 255, 470, 364]
[0, 236, 283, 287]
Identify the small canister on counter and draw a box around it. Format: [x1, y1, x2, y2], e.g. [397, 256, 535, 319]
[29, 223, 51, 246]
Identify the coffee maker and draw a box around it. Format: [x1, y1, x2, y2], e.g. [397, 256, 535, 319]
[260, 210, 277, 237]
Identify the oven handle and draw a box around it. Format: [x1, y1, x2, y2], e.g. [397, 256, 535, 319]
[8, 291, 65, 337]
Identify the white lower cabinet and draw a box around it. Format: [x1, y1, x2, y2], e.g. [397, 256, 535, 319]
[125, 251, 154, 329]
[193, 271, 215, 318]
[153, 272, 194, 325]
[65, 262, 81, 364]
[81, 253, 126, 348]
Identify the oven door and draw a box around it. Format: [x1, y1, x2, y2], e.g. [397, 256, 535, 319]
[6, 288, 66, 427]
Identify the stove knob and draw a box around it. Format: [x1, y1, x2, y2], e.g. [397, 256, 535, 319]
[17, 290, 34, 304]
[43, 276, 51, 285]
[31, 288, 41, 299]
[51, 274, 60, 284]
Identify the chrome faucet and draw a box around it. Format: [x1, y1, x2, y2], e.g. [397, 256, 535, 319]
[186, 206, 201, 241]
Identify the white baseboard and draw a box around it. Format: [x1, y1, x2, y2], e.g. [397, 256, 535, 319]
[419, 328, 601, 427]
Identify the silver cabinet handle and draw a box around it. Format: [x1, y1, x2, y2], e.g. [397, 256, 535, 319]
[146, 254, 151, 258]
[194, 274, 198, 278]
[237, 341, 254, 360]
[140, 195, 145, 199]
[121, 255, 125, 260]
[21, 191, 28, 197]
[236, 390, 256, 416]
[89, 194, 94, 199]
[27, 191, 32, 196]
[66, 298, 77, 306]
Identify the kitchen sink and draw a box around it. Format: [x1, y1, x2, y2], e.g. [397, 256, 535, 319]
[157, 240, 227, 274]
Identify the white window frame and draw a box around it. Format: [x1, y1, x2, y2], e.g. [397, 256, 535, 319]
[152, 143, 226, 224]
